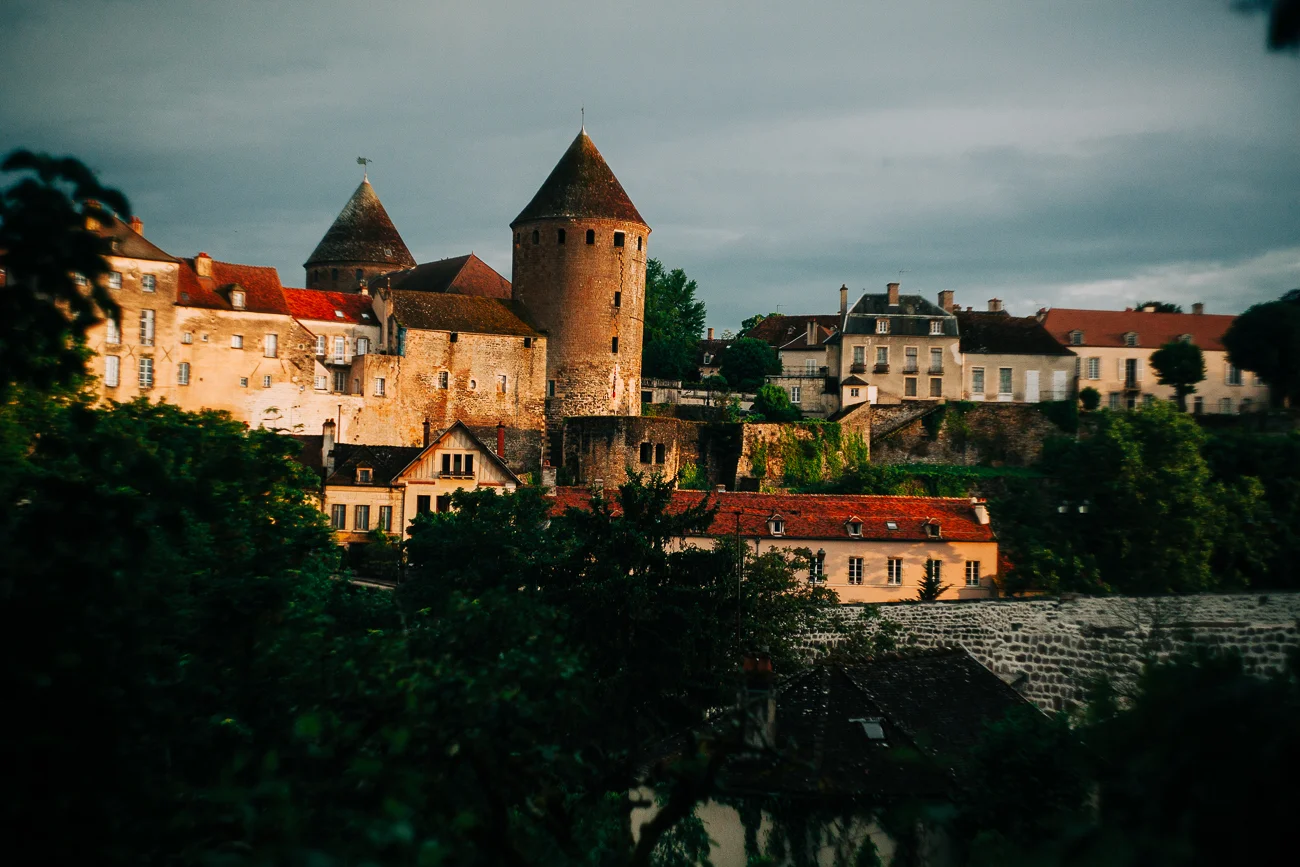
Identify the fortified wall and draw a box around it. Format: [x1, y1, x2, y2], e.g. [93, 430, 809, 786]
[807, 593, 1300, 711]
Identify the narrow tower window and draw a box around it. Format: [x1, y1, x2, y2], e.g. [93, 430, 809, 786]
[586, 229, 595, 245]
[637, 236, 643, 250]
[613, 291, 621, 308]
[611, 336, 619, 354]
[532, 230, 540, 244]
[557, 228, 566, 245]
[331, 268, 338, 281]
[613, 231, 625, 247]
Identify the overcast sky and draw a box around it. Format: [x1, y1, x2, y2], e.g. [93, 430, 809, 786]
[3, 0, 1297, 329]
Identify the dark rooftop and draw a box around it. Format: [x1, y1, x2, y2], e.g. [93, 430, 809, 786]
[956, 311, 1075, 357]
[305, 179, 416, 269]
[371, 253, 510, 299]
[96, 213, 176, 263]
[326, 443, 424, 487]
[389, 290, 542, 338]
[842, 293, 958, 337]
[512, 129, 647, 227]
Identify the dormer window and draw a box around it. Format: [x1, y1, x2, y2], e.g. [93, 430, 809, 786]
[929, 320, 943, 335]
[876, 320, 890, 335]
[231, 290, 246, 309]
[885, 520, 898, 531]
[1069, 330, 1083, 345]
[703, 353, 713, 365]
[846, 518, 863, 537]
[1124, 332, 1138, 347]
[768, 515, 785, 537]
[925, 521, 941, 539]
[356, 467, 372, 484]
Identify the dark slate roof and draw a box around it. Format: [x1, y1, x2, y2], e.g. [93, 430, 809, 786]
[956, 311, 1075, 357]
[746, 314, 841, 348]
[389, 290, 542, 338]
[511, 130, 647, 227]
[696, 338, 730, 365]
[371, 254, 511, 299]
[648, 649, 1033, 801]
[842, 293, 958, 337]
[288, 434, 326, 476]
[326, 443, 424, 486]
[305, 179, 416, 269]
[98, 214, 176, 262]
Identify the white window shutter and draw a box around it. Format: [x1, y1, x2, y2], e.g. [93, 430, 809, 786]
[1136, 358, 1144, 382]
[1117, 358, 1124, 380]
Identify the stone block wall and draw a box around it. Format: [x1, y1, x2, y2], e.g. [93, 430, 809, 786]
[871, 402, 1065, 467]
[805, 593, 1300, 711]
[736, 422, 871, 491]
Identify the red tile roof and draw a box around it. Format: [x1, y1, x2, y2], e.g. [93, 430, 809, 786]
[747, 314, 841, 348]
[371, 253, 511, 299]
[284, 287, 379, 325]
[176, 256, 290, 314]
[548, 489, 996, 543]
[1041, 308, 1236, 351]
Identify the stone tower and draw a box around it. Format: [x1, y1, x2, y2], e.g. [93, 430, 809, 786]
[305, 177, 416, 292]
[510, 129, 650, 459]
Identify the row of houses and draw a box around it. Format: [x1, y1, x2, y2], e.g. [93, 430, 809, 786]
[712, 284, 1269, 418]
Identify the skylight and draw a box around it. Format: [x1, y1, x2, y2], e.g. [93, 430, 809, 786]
[334, 310, 344, 318]
[885, 521, 898, 530]
[851, 717, 887, 740]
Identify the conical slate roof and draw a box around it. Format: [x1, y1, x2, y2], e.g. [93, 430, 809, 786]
[305, 179, 416, 268]
[511, 130, 646, 228]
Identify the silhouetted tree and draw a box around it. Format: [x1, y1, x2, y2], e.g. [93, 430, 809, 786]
[1149, 340, 1206, 411]
[642, 259, 707, 381]
[1222, 289, 1300, 407]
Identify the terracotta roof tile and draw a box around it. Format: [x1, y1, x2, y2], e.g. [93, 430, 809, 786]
[370, 253, 510, 299]
[305, 179, 416, 269]
[389, 290, 542, 338]
[1041, 307, 1236, 351]
[512, 130, 646, 227]
[176, 256, 290, 314]
[548, 489, 995, 543]
[284, 288, 379, 325]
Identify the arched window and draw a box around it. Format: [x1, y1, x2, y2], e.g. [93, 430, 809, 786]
[532, 229, 540, 244]
[637, 236, 643, 251]
[586, 229, 595, 245]
[611, 336, 619, 354]
[331, 268, 338, 281]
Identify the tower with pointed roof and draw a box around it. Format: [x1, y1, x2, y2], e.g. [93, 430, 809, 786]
[305, 177, 416, 292]
[511, 128, 650, 456]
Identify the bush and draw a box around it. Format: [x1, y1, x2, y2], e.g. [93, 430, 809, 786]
[1079, 386, 1101, 411]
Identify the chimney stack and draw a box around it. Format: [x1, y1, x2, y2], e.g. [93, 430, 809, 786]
[938, 290, 955, 313]
[129, 216, 144, 236]
[194, 252, 213, 278]
[496, 422, 506, 458]
[707, 327, 714, 340]
[971, 497, 990, 525]
[887, 282, 900, 306]
[988, 298, 1003, 313]
[322, 419, 336, 475]
[840, 284, 849, 316]
[806, 319, 817, 345]
[1192, 302, 1204, 315]
[422, 419, 431, 448]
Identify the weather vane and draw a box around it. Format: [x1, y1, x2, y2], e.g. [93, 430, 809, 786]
[580, 105, 585, 131]
[357, 156, 372, 181]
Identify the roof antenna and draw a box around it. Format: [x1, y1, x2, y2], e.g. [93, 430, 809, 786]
[580, 105, 585, 132]
[898, 269, 909, 281]
[357, 156, 372, 182]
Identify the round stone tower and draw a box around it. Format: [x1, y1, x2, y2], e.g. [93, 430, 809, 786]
[305, 176, 416, 292]
[510, 128, 650, 455]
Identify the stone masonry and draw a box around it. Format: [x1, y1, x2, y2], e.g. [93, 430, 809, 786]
[804, 593, 1300, 711]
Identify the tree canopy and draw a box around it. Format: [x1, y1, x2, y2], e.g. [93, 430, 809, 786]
[738, 311, 778, 337]
[1149, 340, 1206, 411]
[718, 337, 781, 392]
[1134, 300, 1183, 313]
[641, 259, 707, 381]
[1222, 289, 1300, 407]
[750, 382, 802, 421]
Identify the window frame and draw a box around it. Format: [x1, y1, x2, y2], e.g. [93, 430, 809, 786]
[887, 558, 902, 585]
[971, 366, 985, 395]
[876, 319, 890, 334]
[354, 504, 370, 532]
[998, 367, 1013, 395]
[263, 333, 278, 358]
[375, 377, 386, 396]
[141, 274, 156, 293]
[138, 356, 154, 389]
[178, 361, 190, 386]
[848, 556, 864, 585]
[231, 334, 244, 349]
[139, 309, 155, 346]
[965, 560, 980, 587]
[105, 355, 120, 387]
[377, 505, 393, 532]
[929, 319, 943, 335]
[330, 504, 347, 530]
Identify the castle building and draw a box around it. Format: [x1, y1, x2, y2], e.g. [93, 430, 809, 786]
[304, 178, 416, 293]
[509, 129, 651, 456]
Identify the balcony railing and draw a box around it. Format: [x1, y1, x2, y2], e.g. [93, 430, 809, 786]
[850, 362, 867, 374]
[928, 366, 944, 375]
[873, 363, 890, 374]
[902, 364, 918, 374]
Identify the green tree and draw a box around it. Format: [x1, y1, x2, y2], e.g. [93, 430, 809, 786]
[1149, 340, 1206, 411]
[1222, 289, 1300, 407]
[916, 558, 952, 601]
[750, 383, 802, 421]
[642, 259, 707, 381]
[739, 311, 779, 337]
[718, 337, 781, 392]
[0, 150, 131, 398]
[1134, 300, 1183, 313]
[1079, 386, 1101, 412]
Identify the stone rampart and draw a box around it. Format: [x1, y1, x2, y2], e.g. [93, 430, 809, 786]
[807, 593, 1300, 710]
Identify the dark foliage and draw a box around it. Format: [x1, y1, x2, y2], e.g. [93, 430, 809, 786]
[641, 259, 707, 381]
[1222, 289, 1300, 407]
[718, 337, 781, 392]
[1149, 340, 1206, 411]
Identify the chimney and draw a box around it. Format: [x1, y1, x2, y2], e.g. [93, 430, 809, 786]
[322, 419, 336, 475]
[806, 319, 817, 345]
[360, 282, 370, 297]
[887, 282, 900, 306]
[938, 290, 955, 313]
[194, 252, 212, 278]
[707, 327, 714, 340]
[1141, 305, 1156, 313]
[971, 497, 989, 525]
[741, 652, 777, 748]
[716, 484, 727, 493]
[129, 216, 144, 236]
[540, 463, 557, 489]
[1193, 302, 1204, 315]
[422, 419, 431, 448]
[496, 422, 506, 458]
[988, 298, 1003, 313]
[840, 284, 849, 316]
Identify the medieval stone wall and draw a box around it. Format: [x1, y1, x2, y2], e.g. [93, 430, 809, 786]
[805, 593, 1300, 711]
[735, 422, 871, 491]
[871, 402, 1066, 467]
[562, 416, 702, 486]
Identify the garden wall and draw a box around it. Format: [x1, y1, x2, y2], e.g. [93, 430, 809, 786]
[871, 402, 1068, 467]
